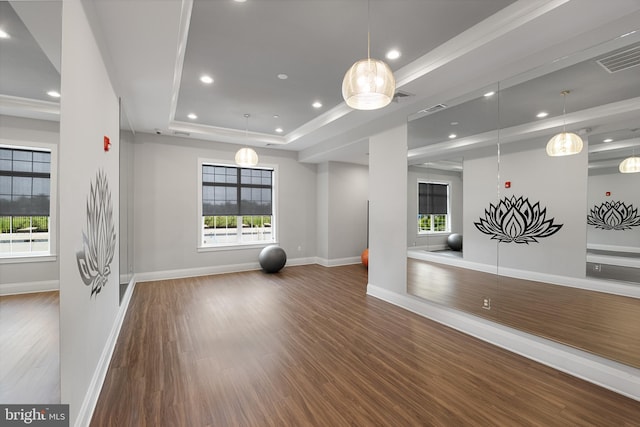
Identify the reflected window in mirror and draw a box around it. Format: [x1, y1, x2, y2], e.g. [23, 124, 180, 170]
[418, 181, 450, 234]
[0, 143, 57, 258]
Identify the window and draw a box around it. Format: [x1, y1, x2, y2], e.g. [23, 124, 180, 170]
[418, 181, 450, 233]
[199, 162, 275, 247]
[0, 145, 54, 257]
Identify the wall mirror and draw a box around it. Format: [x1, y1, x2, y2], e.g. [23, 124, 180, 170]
[407, 30, 640, 368]
[0, 0, 62, 403]
[119, 99, 134, 304]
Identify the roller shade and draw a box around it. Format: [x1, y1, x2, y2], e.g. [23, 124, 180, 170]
[0, 148, 51, 216]
[418, 182, 448, 215]
[202, 165, 272, 216]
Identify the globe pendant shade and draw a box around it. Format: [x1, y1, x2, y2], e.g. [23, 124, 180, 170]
[342, 58, 395, 110]
[619, 156, 640, 173]
[546, 132, 583, 156]
[235, 147, 258, 167]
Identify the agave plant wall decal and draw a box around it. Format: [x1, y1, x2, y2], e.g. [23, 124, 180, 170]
[474, 195, 563, 244]
[587, 200, 640, 230]
[76, 170, 117, 297]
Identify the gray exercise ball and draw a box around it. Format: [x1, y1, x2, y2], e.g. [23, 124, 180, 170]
[447, 233, 463, 251]
[259, 245, 287, 273]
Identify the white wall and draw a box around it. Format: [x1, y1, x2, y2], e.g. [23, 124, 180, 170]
[463, 155, 499, 266]
[316, 162, 329, 260]
[327, 161, 368, 262]
[465, 144, 587, 278]
[368, 124, 407, 294]
[408, 165, 463, 249]
[133, 133, 317, 276]
[59, 1, 120, 425]
[0, 115, 59, 290]
[587, 171, 640, 249]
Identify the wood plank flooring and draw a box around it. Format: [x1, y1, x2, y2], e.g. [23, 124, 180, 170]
[0, 291, 60, 404]
[91, 264, 640, 426]
[408, 258, 640, 368]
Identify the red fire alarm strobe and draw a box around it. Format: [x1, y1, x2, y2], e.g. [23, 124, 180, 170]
[104, 136, 110, 152]
[505, 181, 511, 189]
[606, 191, 611, 197]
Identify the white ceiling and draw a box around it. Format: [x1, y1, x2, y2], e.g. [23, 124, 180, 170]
[2, 0, 640, 168]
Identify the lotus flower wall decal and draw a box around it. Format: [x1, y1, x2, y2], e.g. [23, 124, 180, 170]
[474, 196, 563, 244]
[587, 201, 640, 230]
[76, 170, 117, 297]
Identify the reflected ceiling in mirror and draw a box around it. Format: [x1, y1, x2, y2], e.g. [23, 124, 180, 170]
[0, 1, 62, 120]
[408, 32, 640, 166]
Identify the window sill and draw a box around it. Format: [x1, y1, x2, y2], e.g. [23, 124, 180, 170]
[0, 254, 57, 264]
[197, 241, 278, 253]
[417, 231, 451, 236]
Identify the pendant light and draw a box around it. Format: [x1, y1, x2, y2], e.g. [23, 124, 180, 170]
[342, 0, 395, 110]
[619, 145, 640, 174]
[619, 156, 640, 173]
[546, 90, 583, 157]
[235, 114, 258, 167]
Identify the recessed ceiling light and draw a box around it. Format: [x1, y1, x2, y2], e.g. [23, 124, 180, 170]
[0, 29, 9, 39]
[449, 134, 457, 139]
[275, 127, 283, 133]
[450, 121, 459, 126]
[483, 91, 495, 97]
[603, 138, 613, 143]
[187, 113, 198, 120]
[273, 114, 279, 118]
[277, 73, 288, 80]
[47, 90, 61, 98]
[234, 0, 247, 3]
[200, 75, 213, 84]
[536, 111, 549, 118]
[386, 49, 401, 60]
[312, 101, 322, 109]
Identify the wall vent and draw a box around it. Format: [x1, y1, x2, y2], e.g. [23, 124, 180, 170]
[173, 130, 191, 137]
[596, 42, 640, 73]
[419, 103, 447, 114]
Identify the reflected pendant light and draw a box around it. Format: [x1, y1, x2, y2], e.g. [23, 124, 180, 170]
[235, 114, 258, 167]
[619, 156, 640, 173]
[546, 90, 583, 156]
[342, 0, 395, 110]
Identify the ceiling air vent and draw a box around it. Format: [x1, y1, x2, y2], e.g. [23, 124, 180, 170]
[419, 103, 447, 114]
[596, 42, 640, 73]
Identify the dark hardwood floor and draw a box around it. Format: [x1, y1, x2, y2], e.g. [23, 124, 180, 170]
[408, 258, 640, 368]
[0, 291, 60, 404]
[91, 264, 640, 426]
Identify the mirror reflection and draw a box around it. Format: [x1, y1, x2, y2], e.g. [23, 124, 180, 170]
[0, 0, 62, 404]
[407, 32, 640, 368]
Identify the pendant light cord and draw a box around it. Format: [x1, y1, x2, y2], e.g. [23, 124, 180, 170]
[367, 0, 371, 60]
[561, 90, 569, 133]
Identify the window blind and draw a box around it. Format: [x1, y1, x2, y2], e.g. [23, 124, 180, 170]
[418, 182, 448, 215]
[202, 165, 272, 216]
[0, 148, 51, 216]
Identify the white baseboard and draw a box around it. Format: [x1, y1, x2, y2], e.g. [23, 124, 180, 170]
[408, 249, 640, 299]
[136, 257, 320, 282]
[366, 284, 640, 402]
[75, 275, 137, 427]
[315, 256, 362, 267]
[587, 243, 640, 254]
[0, 279, 59, 296]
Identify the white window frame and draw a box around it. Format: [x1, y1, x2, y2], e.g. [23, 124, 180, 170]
[417, 180, 451, 235]
[0, 140, 57, 263]
[197, 158, 278, 251]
